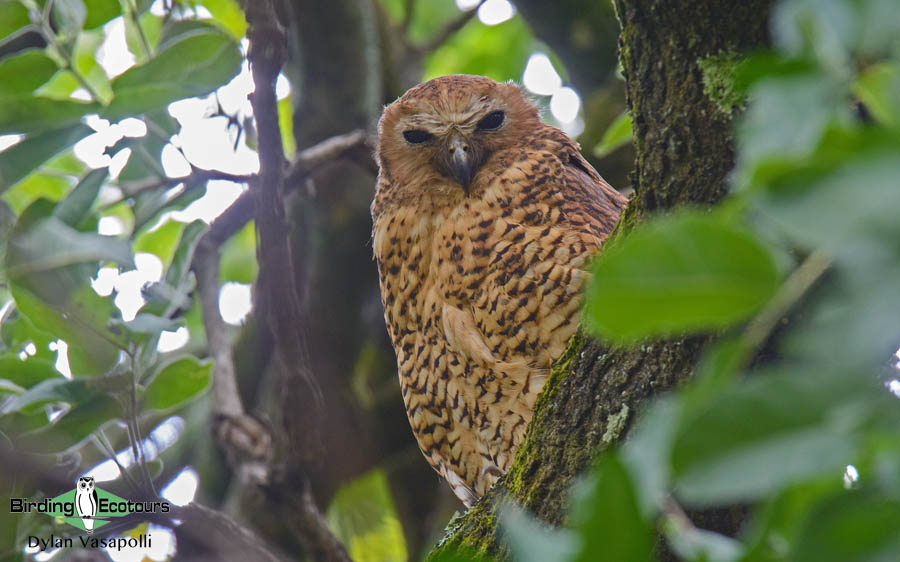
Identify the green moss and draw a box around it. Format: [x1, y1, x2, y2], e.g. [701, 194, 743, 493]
[697, 51, 746, 115]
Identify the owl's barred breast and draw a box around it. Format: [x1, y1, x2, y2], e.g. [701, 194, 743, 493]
[373, 127, 625, 506]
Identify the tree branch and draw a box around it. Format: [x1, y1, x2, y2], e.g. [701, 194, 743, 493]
[412, 0, 485, 54]
[285, 129, 369, 186]
[244, 2, 351, 561]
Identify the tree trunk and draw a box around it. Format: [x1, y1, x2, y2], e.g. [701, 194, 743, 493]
[427, 0, 772, 558]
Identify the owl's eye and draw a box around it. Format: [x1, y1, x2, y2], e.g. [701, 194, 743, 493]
[403, 130, 433, 144]
[477, 111, 505, 130]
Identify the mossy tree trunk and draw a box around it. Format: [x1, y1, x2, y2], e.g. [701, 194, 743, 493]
[427, 0, 772, 559]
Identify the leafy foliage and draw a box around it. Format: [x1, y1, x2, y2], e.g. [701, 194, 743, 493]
[0, 0, 243, 552]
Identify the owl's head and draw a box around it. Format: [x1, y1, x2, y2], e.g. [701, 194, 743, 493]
[376, 75, 542, 196]
[78, 476, 94, 492]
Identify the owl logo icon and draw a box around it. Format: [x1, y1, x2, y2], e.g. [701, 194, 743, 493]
[75, 476, 98, 533]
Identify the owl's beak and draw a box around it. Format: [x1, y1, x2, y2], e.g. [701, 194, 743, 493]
[446, 135, 477, 193]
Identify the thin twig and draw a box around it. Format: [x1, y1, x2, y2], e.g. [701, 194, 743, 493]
[414, 0, 485, 53]
[739, 249, 832, 362]
[401, 0, 416, 31]
[285, 129, 368, 184]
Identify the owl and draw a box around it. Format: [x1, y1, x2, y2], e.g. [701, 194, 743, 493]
[371, 75, 626, 506]
[75, 476, 98, 533]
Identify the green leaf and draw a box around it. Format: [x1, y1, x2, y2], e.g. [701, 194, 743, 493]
[165, 219, 207, 289]
[83, 0, 120, 29]
[142, 356, 211, 411]
[569, 453, 653, 562]
[105, 25, 241, 119]
[662, 522, 743, 562]
[790, 490, 900, 562]
[593, 111, 633, 158]
[26, 393, 120, 453]
[220, 221, 256, 283]
[2, 173, 73, 214]
[10, 283, 122, 376]
[52, 0, 87, 38]
[424, 16, 533, 83]
[52, 168, 107, 227]
[584, 212, 779, 342]
[0, 2, 30, 41]
[197, 0, 246, 40]
[670, 370, 873, 506]
[758, 151, 900, 252]
[0, 356, 63, 389]
[0, 50, 59, 97]
[134, 219, 184, 268]
[501, 504, 578, 562]
[852, 62, 900, 126]
[325, 469, 408, 562]
[0, 96, 98, 135]
[0, 377, 95, 414]
[123, 313, 177, 335]
[0, 124, 92, 193]
[6, 216, 133, 278]
[278, 96, 295, 157]
[621, 397, 681, 517]
[734, 72, 847, 189]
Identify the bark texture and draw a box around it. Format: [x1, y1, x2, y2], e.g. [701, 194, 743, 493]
[427, 1, 772, 558]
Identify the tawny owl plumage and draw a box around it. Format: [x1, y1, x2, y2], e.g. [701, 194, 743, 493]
[372, 75, 626, 506]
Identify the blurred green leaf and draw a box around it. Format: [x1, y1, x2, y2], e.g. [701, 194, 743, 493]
[6, 216, 133, 278]
[734, 73, 847, 190]
[0, 2, 30, 41]
[789, 490, 900, 562]
[134, 219, 185, 268]
[52, 168, 108, 227]
[0, 124, 92, 193]
[220, 221, 256, 284]
[569, 453, 653, 562]
[143, 356, 211, 411]
[26, 393, 120, 453]
[326, 469, 408, 562]
[671, 370, 875, 506]
[125, 11, 163, 58]
[10, 283, 122, 377]
[105, 25, 241, 119]
[593, 110, 632, 158]
[83, 0, 120, 29]
[757, 151, 900, 252]
[198, 0, 246, 40]
[164, 219, 207, 289]
[621, 397, 681, 517]
[0, 50, 58, 97]
[0, 356, 63, 390]
[425, 16, 533, 83]
[52, 0, 87, 38]
[663, 522, 743, 562]
[3, 173, 74, 214]
[0, 377, 96, 414]
[584, 212, 779, 342]
[0, 97, 98, 135]
[123, 312, 177, 335]
[853, 62, 900, 126]
[72, 29, 112, 103]
[278, 96, 295, 157]
[501, 504, 578, 562]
